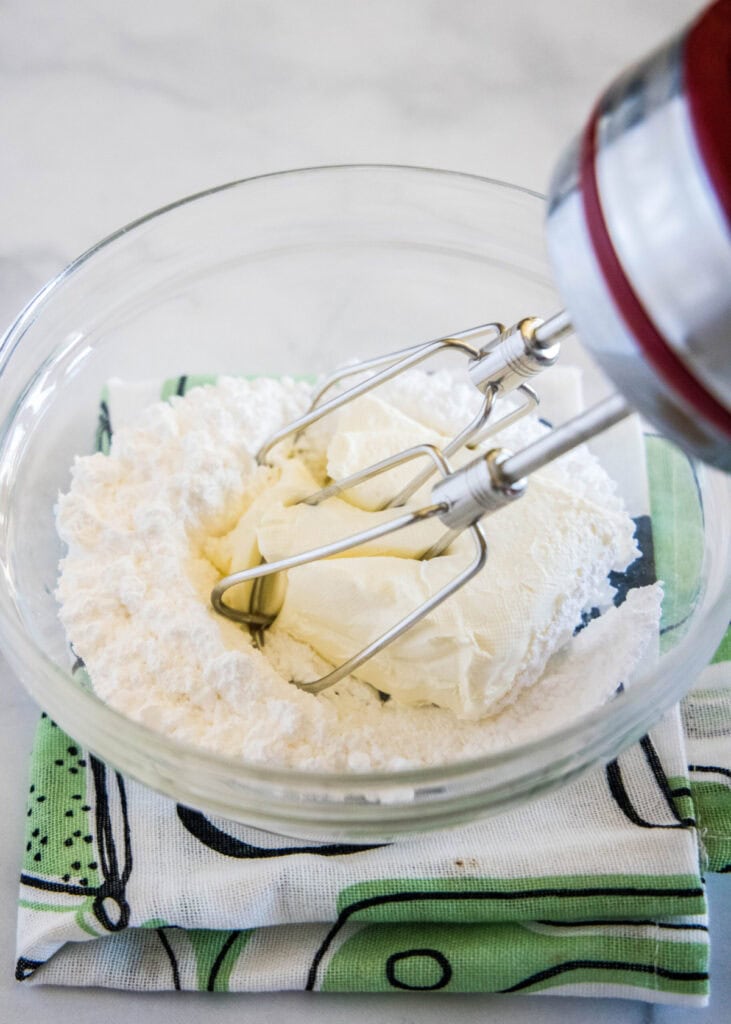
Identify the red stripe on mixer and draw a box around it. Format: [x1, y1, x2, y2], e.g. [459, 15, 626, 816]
[579, 106, 731, 438]
[684, 0, 731, 229]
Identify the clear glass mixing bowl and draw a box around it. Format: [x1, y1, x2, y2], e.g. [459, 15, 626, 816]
[0, 166, 728, 841]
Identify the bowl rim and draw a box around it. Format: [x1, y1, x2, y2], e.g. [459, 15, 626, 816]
[1, 163, 544, 362]
[0, 163, 728, 800]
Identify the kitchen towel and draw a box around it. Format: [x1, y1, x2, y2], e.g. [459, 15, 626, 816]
[15, 376, 729, 1004]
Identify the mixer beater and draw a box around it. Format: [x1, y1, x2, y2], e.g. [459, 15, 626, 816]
[212, 0, 731, 691]
[211, 311, 628, 692]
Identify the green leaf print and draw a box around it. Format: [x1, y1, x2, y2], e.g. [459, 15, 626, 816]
[321, 921, 708, 996]
[23, 714, 100, 892]
[187, 929, 252, 991]
[645, 435, 704, 652]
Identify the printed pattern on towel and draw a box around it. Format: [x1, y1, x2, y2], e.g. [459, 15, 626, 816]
[19, 714, 132, 953]
[683, 624, 731, 873]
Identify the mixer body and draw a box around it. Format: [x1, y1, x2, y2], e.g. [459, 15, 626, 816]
[546, 0, 731, 470]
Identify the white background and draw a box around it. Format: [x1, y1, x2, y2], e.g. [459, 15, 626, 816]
[1, 1, 728, 1021]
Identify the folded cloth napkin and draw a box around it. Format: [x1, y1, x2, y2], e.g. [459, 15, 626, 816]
[16, 376, 730, 1005]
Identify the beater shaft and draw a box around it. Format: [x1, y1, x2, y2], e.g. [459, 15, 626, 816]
[496, 393, 632, 486]
[533, 310, 574, 347]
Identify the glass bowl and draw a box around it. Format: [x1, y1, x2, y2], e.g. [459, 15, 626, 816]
[0, 166, 728, 842]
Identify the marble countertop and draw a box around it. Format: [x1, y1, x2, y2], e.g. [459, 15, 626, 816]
[1, 1, 727, 1021]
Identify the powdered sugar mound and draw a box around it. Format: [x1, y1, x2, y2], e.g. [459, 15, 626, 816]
[56, 372, 661, 771]
[379, 368, 483, 437]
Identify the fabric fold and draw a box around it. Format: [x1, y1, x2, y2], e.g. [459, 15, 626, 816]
[16, 698, 715, 1002]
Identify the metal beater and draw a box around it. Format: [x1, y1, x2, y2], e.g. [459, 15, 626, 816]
[212, 0, 731, 692]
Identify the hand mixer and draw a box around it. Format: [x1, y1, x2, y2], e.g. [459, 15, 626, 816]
[212, 0, 731, 692]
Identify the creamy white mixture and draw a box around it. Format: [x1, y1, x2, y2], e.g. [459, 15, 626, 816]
[56, 372, 662, 770]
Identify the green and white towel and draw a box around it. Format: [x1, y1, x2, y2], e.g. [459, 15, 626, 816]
[15, 376, 730, 1004]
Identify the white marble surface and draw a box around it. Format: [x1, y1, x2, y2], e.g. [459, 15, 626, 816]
[1, 0, 728, 1021]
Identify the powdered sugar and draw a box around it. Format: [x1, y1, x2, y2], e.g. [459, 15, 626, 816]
[55, 373, 662, 771]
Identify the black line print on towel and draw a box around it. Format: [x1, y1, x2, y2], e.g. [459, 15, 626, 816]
[573, 515, 657, 637]
[155, 924, 246, 991]
[95, 398, 113, 454]
[305, 881, 706, 990]
[176, 806, 386, 858]
[88, 756, 132, 930]
[689, 764, 731, 781]
[15, 957, 46, 982]
[498, 959, 708, 993]
[20, 737, 132, 932]
[207, 929, 243, 990]
[385, 948, 453, 990]
[70, 644, 85, 676]
[605, 734, 695, 829]
[156, 928, 181, 990]
[608, 515, 656, 606]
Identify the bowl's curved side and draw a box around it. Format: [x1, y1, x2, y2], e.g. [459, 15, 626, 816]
[0, 165, 728, 839]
